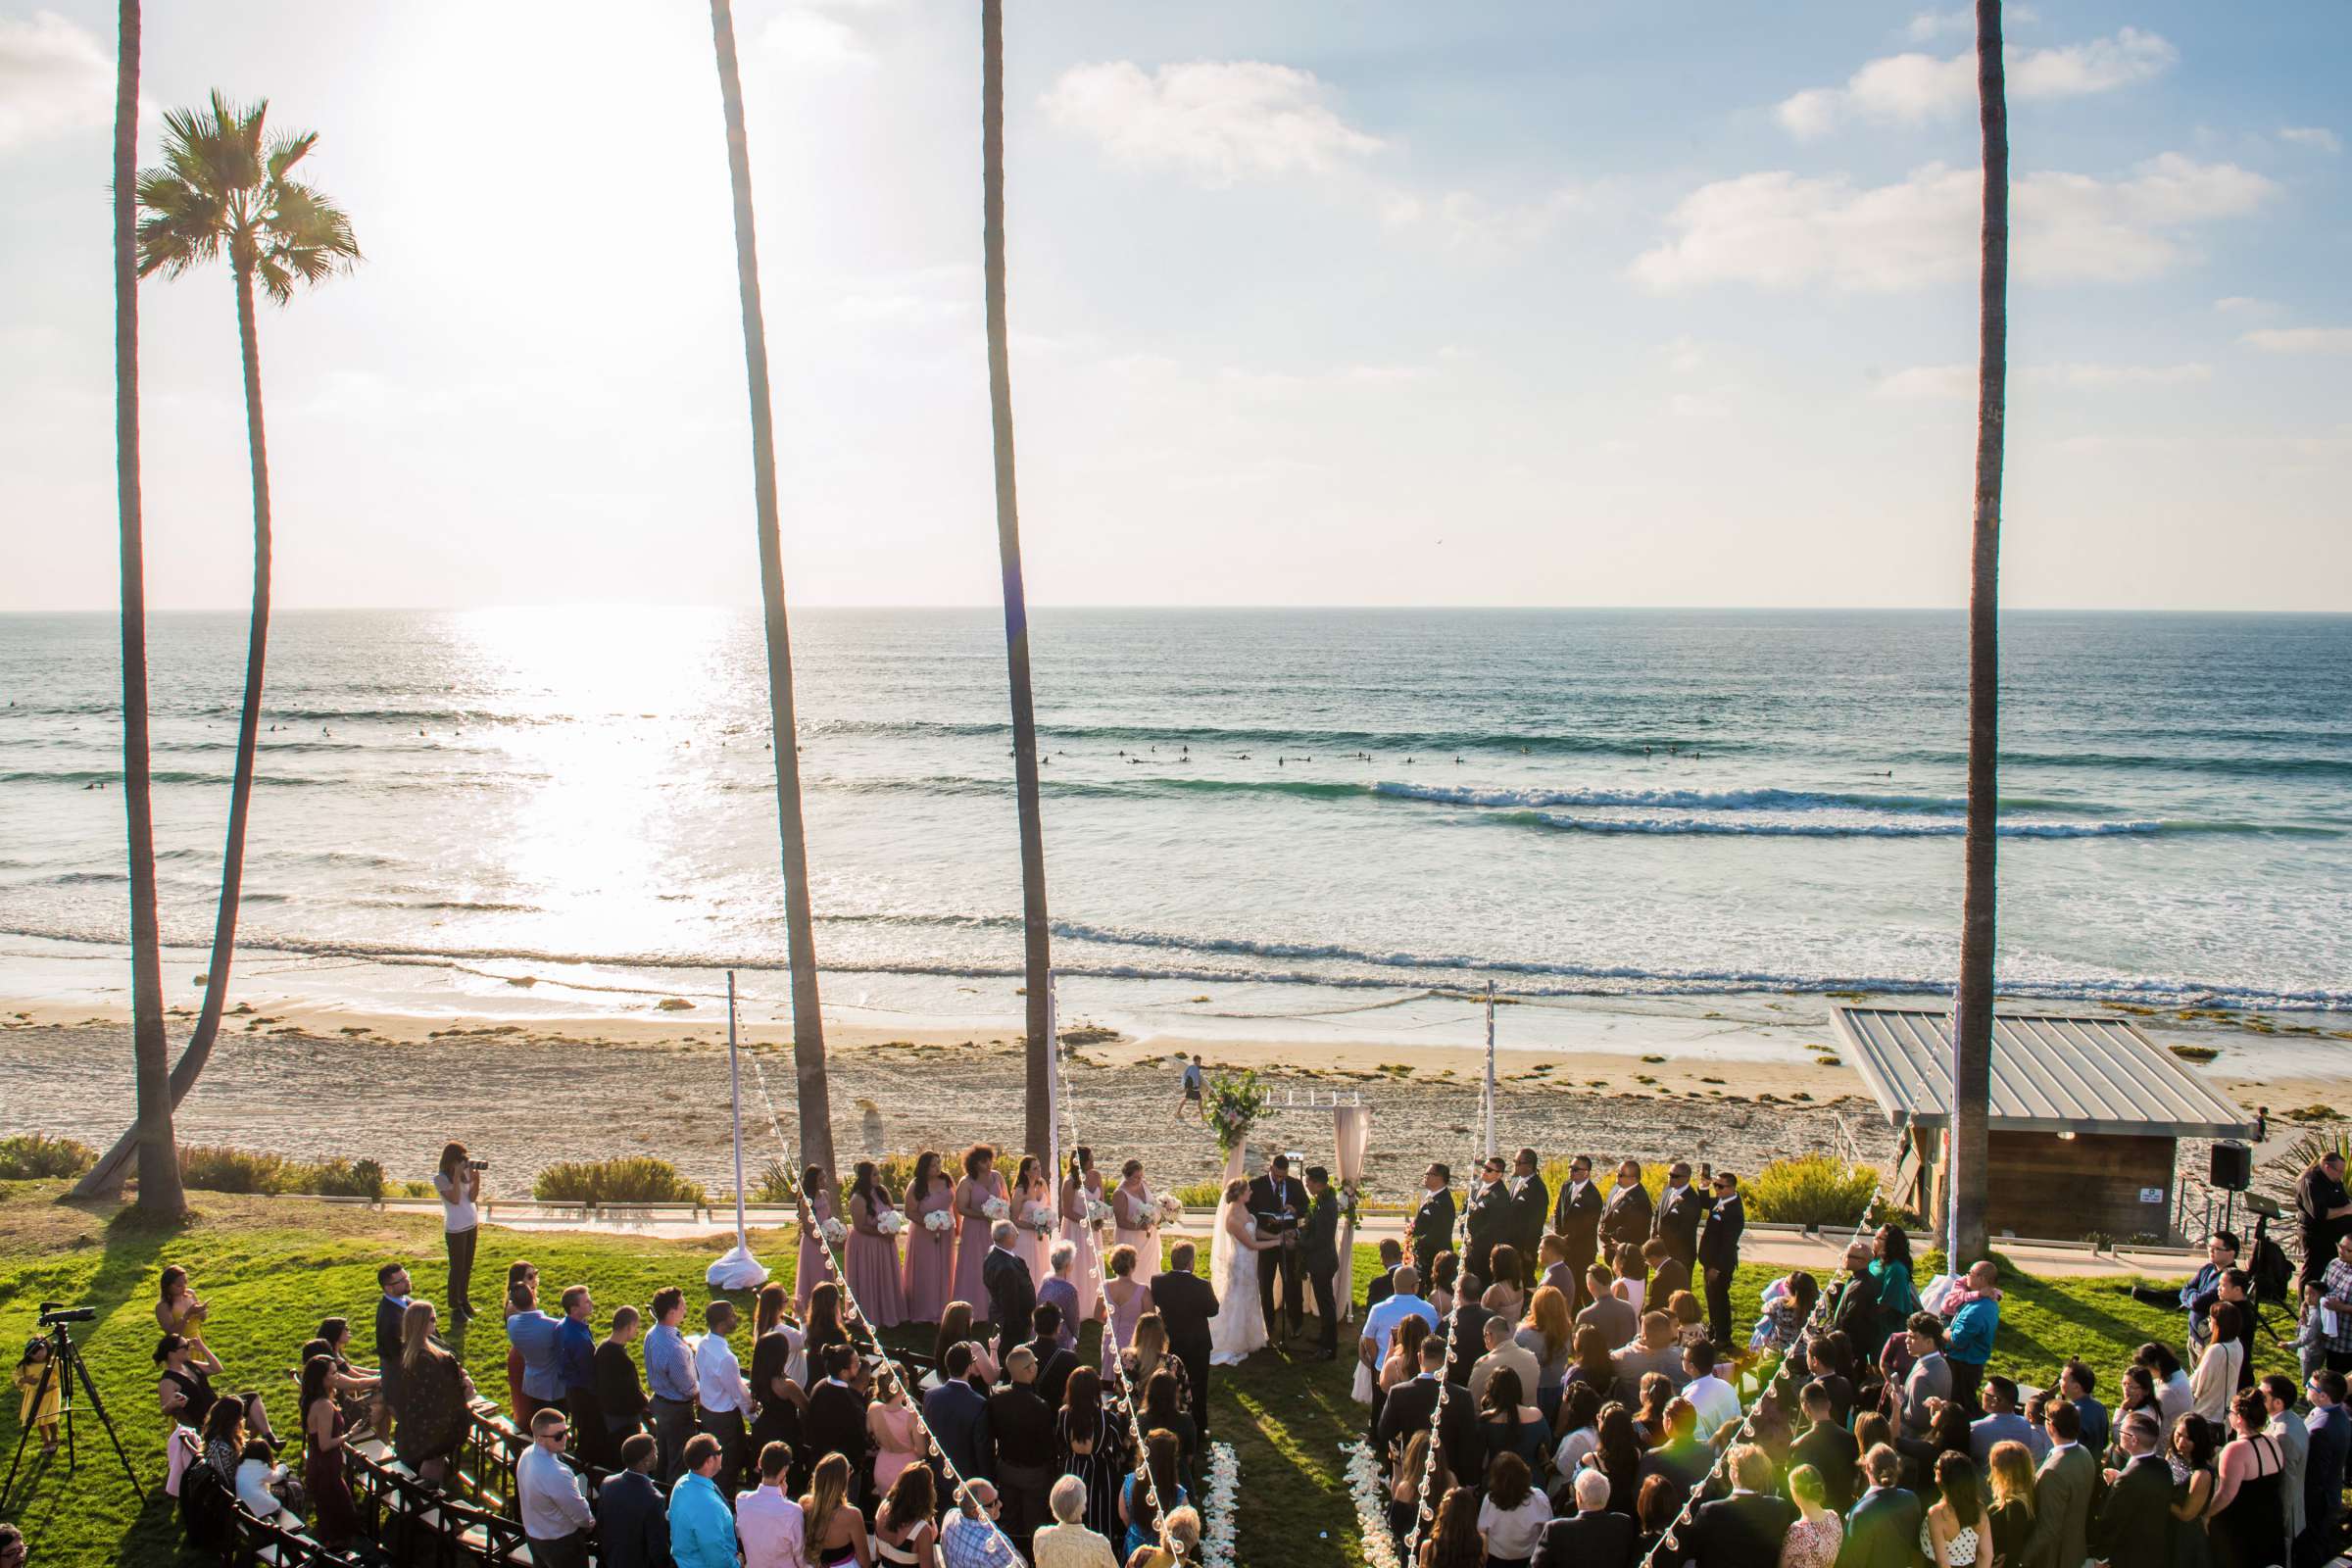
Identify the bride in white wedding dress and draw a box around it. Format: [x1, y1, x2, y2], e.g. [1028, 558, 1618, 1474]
[1208, 1177, 1283, 1366]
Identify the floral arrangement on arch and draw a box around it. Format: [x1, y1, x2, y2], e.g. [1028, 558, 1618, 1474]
[1202, 1068, 1270, 1158]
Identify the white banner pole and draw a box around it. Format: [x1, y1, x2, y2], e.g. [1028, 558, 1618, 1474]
[707, 969, 768, 1289]
[1047, 968, 1061, 1178]
[1484, 980, 1497, 1161]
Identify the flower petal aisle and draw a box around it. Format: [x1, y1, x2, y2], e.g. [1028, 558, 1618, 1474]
[1342, 1441, 1403, 1568]
[1200, 1441, 1241, 1568]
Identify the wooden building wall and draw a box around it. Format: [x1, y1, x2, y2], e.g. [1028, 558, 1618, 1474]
[1922, 1128, 2179, 1245]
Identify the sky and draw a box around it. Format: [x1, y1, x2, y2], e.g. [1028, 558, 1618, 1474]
[1, 1, 2347, 612]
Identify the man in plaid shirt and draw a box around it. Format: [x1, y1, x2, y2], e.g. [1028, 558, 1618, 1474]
[941, 1479, 1023, 1568]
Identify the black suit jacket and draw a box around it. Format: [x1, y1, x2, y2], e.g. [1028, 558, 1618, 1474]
[1409, 1189, 1456, 1272]
[805, 1380, 870, 1465]
[2087, 1452, 2172, 1565]
[1465, 1181, 1514, 1280]
[1025, 1334, 1077, 1410]
[986, 1380, 1055, 1471]
[1375, 1374, 1480, 1486]
[1365, 1265, 1398, 1309]
[982, 1246, 1036, 1338]
[1531, 1507, 1640, 1568]
[1511, 1172, 1550, 1255]
[921, 1378, 990, 1484]
[1600, 1181, 1654, 1254]
[1552, 1180, 1603, 1251]
[1148, 1268, 1220, 1352]
[1248, 1173, 1303, 1239]
[1300, 1191, 1341, 1273]
[1697, 1192, 1745, 1273]
[1838, 1486, 1923, 1568]
[1653, 1183, 1706, 1264]
[1680, 1492, 1797, 1568]
[1791, 1420, 1860, 1512]
[1442, 1301, 1494, 1388]
[593, 1467, 673, 1568]
[374, 1294, 405, 1376]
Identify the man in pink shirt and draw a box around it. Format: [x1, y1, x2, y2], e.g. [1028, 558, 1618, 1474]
[736, 1441, 808, 1568]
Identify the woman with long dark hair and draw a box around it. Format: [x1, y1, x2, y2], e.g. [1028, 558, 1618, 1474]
[847, 1159, 907, 1329]
[796, 1162, 840, 1317]
[392, 1299, 470, 1483]
[1061, 1146, 1104, 1325]
[1055, 1364, 1128, 1538]
[1119, 1427, 1189, 1563]
[805, 1281, 850, 1367]
[953, 1146, 1005, 1322]
[2172, 1411, 2221, 1568]
[903, 1151, 956, 1327]
[872, 1460, 938, 1566]
[1477, 1450, 1551, 1568]
[1589, 1400, 1642, 1515]
[932, 1301, 999, 1387]
[2208, 1388, 2288, 1568]
[1418, 1486, 1484, 1568]
[1140, 1368, 1199, 1490]
[1924, 1448, 1983, 1564]
[433, 1141, 482, 1324]
[1478, 1367, 1546, 1473]
[803, 1449, 872, 1568]
[299, 1354, 362, 1545]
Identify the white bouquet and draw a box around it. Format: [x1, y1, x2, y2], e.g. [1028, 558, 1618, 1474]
[820, 1216, 849, 1245]
[875, 1210, 907, 1237]
[1086, 1197, 1116, 1228]
[922, 1208, 954, 1235]
[1156, 1194, 1185, 1225]
[981, 1196, 1010, 1222]
[1023, 1200, 1057, 1237]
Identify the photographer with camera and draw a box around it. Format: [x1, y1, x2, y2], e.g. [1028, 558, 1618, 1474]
[434, 1143, 486, 1325]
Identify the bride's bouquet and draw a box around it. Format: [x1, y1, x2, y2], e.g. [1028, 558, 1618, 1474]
[981, 1196, 1010, 1222]
[922, 1208, 954, 1235]
[820, 1216, 849, 1246]
[876, 1210, 907, 1237]
[1022, 1200, 1057, 1238]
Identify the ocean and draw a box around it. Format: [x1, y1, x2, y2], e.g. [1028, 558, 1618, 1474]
[2, 608, 2347, 1043]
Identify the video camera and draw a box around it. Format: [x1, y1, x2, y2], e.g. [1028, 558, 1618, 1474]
[37, 1302, 96, 1328]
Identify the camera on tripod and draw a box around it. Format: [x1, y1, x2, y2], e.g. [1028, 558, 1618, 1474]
[37, 1303, 96, 1328]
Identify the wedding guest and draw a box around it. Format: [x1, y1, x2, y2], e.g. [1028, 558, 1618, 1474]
[1577, 1266, 1635, 1350]
[2301, 1368, 2349, 1565]
[943, 1479, 1021, 1568]
[1681, 1341, 1740, 1438]
[1642, 1237, 1690, 1315]
[1922, 1449, 1984, 1568]
[922, 1342, 992, 1486]
[1746, 1270, 1816, 1356]
[298, 1354, 362, 1549]
[643, 1287, 700, 1485]
[1588, 1402, 1645, 1516]
[1551, 1156, 1603, 1312]
[1378, 1314, 1433, 1444]
[1393, 1430, 1443, 1558]
[598, 1434, 670, 1568]
[1781, 1462, 1844, 1567]
[1479, 1450, 1553, 1568]
[2318, 1231, 2352, 1374]
[1940, 1260, 2001, 1413]
[554, 1284, 602, 1457]
[391, 1300, 471, 1484]
[1824, 1240, 1884, 1355]
[1839, 1445, 1923, 1568]
[1479, 1368, 1549, 1473]
[1551, 1382, 1603, 1491]
[868, 1366, 928, 1501]
[873, 1464, 940, 1568]
[797, 1164, 840, 1317]
[1516, 1285, 1574, 1424]
[2089, 1412, 2173, 1567]
[1413, 1164, 1458, 1283]
[2208, 1388, 2289, 1568]
[1380, 1336, 1481, 1491]
[155, 1333, 276, 1447]
[1369, 1238, 1406, 1308]
[1530, 1466, 1634, 1568]
[1124, 1505, 1200, 1568]
[1121, 1314, 1181, 1419]
[1635, 1398, 1711, 1510]
[2193, 1302, 2248, 1421]
[1062, 1148, 1106, 1326]
[371, 1260, 410, 1435]
[1430, 1252, 1463, 1320]
[588, 1304, 647, 1467]
[1420, 1486, 1483, 1568]
[1680, 1443, 1796, 1567]
[1012, 1154, 1055, 1286]
[1969, 1374, 2045, 1465]
[1471, 1312, 1541, 1408]
[1057, 1366, 1131, 1540]
[805, 1280, 851, 1371]
[1565, 1325, 1628, 1411]
[2060, 1357, 2109, 1455]
[934, 1302, 999, 1388]
[846, 1160, 909, 1330]
[1666, 1290, 1709, 1355]
[1139, 1369, 1200, 1493]
[1984, 1438, 2036, 1565]
[507, 1279, 567, 1425]
[1102, 1245, 1153, 1373]
[502, 1264, 538, 1425]
[694, 1299, 753, 1491]
[1150, 1243, 1221, 1430]
[1697, 1171, 1744, 1349]
[803, 1451, 872, 1568]
[1118, 1428, 1190, 1563]
[1791, 1379, 1859, 1512]
[2259, 1373, 2309, 1546]
[1613, 1311, 1685, 1391]
[904, 1152, 958, 1327]
[805, 1343, 872, 1484]
[1870, 1225, 1921, 1348]
[669, 1433, 740, 1568]
[989, 1345, 1056, 1541]
[2172, 1410, 2222, 1546]
[1610, 1245, 1649, 1321]
[309, 1318, 377, 1431]
[1891, 1314, 1951, 1436]
[1041, 1242, 1085, 1353]
[1027, 1302, 1081, 1408]
[2024, 1401, 2094, 1568]
[1809, 1335, 1859, 1426]
[985, 1222, 1040, 1364]
[1035, 1473, 1120, 1568]
[955, 1147, 1007, 1322]
[1485, 1257, 1525, 1326]
[739, 1441, 809, 1568]
[518, 1406, 596, 1568]
[432, 1142, 483, 1324]
[1633, 1474, 1680, 1562]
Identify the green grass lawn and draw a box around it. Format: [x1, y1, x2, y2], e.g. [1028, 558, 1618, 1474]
[0, 1182, 2267, 1568]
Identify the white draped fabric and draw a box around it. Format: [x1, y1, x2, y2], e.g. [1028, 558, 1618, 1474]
[1334, 1104, 1369, 1320]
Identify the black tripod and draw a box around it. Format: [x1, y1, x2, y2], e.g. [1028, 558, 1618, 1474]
[0, 1307, 145, 1512]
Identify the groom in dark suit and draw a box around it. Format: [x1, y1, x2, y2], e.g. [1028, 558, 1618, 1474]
[981, 1220, 1036, 1362]
[1249, 1153, 1305, 1345]
[1150, 1242, 1220, 1433]
[1300, 1166, 1343, 1359]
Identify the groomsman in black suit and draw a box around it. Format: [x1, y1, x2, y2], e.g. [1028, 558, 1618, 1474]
[1697, 1171, 1745, 1348]
[1509, 1148, 1549, 1291]
[1410, 1164, 1456, 1282]
[1249, 1153, 1306, 1345]
[1550, 1155, 1602, 1311]
[1150, 1243, 1221, 1433]
[1465, 1156, 1513, 1288]
[1300, 1166, 1343, 1359]
[1652, 1159, 1706, 1271]
[1600, 1158, 1653, 1260]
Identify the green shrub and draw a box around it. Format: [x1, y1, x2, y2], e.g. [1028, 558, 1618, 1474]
[306, 1157, 386, 1200]
[1539, 1158, 1675, 1208]
[1745, 1153, 1879, 1228]
[0, 1133, 96, 1180]
[179, 1144, 293, 1194]
[1170, 1178, 1226, 1208]
[534, 1156, 708, 1206]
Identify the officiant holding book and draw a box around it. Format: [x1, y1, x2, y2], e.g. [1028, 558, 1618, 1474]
[1249, 1153, 1305, 1345]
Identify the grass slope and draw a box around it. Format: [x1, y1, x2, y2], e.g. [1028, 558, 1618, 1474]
[0, 1183, 2253, 1568]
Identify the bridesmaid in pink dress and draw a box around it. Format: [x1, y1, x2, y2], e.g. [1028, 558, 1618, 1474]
[793, 1163, 839, 1316]
[1009, 1155, 1054, 1284]
[845, 1161, 907, 1329]
[1110, 1159, 1157, 1268]
[1058, 1147, 1103, 1326]
[901, 1152, 956, 1326]
[951, 1145, 1004, 1325]
[1100, 1244, 1153, 1375]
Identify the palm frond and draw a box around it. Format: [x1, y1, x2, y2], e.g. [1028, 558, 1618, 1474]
[266, 129, 317, 181]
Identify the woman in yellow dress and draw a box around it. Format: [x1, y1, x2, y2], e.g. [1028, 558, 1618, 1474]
[16, 1339, 61, 1452]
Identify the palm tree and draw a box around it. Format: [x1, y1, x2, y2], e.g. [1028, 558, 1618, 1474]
[982, 0, 1056, 1162]
[707, 0, 836, 1180]
[74, 92, 359, 1200]
[1948, 0, 2009, 1265]
[107, 0, 183, 1213]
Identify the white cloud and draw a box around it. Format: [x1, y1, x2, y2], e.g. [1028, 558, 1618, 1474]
[0, 11, 113, 152]
[1777, 27, 2174, 140]
[1668, 390, 1731, 418]
[2213, 296, 2277, 316]
[1379, 185, 1585, 256]
[1906, 7, 2039, 43]
[2241, 327, 2352, 355]
[761, 10, 872, 70]
[1630, 154, 2275, 294]
[1875, 362, 2211, 399]
[1041, 60, 1383, 188]
[2279, 125, 2342, 154]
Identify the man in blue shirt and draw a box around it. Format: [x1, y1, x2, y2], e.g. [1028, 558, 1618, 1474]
[1944, 1260, 2001, 1415]
[2180, 1231, 2237, 1346]
[665, 1432, 737, 1568]
[508, 1287, 569, 1422]
[1967, 1376, 2045, 1465]
[555, 1284, 599, 1448]
[641, 1286, 699, 1485]
[1357, 1264, 1438, 1376]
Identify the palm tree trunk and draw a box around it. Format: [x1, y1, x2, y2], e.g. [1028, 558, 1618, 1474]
[708, 0, 835, 1182]
[74, 259, 275, 1201]
[1949, 0, 2009, 1265]
[982, 0, 1055, 1163]
[111, 0, 183, 1212]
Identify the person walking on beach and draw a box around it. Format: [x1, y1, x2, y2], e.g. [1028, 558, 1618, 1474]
[1176, 1055, 1204, 1122]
